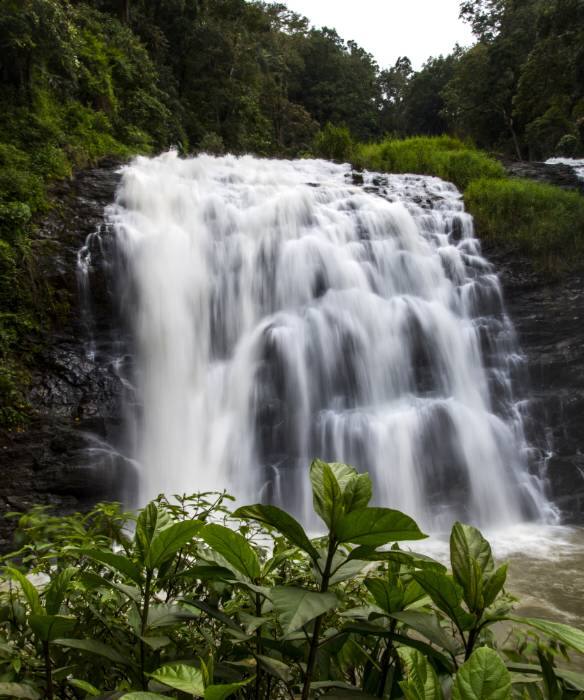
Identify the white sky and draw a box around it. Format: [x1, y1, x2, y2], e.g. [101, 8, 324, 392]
[269, 0, 475, 70]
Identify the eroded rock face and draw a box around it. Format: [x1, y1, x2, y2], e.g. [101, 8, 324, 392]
[485, 243, 584, 522]
[0, 160, 126, 549]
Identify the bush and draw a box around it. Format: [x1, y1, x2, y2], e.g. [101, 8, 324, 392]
[313, 123, 354, 162]
[465, 177, 584, 274]
[356, 135, 506, 191]
[1, 459, 583, 700]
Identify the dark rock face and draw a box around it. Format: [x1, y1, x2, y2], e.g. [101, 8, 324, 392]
[485, 243, 584, 522]
[0, 160, 126, 549]
[503, 160, 584, 195]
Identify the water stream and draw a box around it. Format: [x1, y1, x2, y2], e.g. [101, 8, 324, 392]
[91, 152, 557, 533]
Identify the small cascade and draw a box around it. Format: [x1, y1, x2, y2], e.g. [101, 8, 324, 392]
[94, 152, 555, 531]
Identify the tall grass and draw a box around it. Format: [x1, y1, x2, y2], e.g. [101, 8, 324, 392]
[355, 135, 506, 191]
[465, 177, 584, 274]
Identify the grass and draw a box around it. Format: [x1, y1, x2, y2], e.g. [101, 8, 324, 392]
[465, 177, 584, 274]
[355, 135, 506, 191]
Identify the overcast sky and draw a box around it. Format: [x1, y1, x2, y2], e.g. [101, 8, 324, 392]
[269, 0, 475, 70]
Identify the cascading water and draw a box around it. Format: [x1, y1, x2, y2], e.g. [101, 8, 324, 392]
[99, 151, 555, 531]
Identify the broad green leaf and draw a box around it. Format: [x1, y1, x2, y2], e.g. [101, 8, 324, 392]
[347, 546, 445, 571]
[205, 678, 255, 700]
[146, 520, 201, 570]
[5, 568, 41, 614]
[181, 599, 241, 631]
[151, 663, 205, 695]
[310, 459, 345, 529]
[80, 549, 142, 584]
[508, 615, 584, 655]
[412, 571, 473, 630]
[328, 557, 369, 586]
[450, 523, 494, 611]
[79, 571, 141, 603]
[390, 610, 460, 654]
[45, 567, 76, 615]
[337, 508, 427, 546]
[452, 647, 511, 700]
[398, 647, 444, 700]
[0, 683, 40, 699]
[53, 638, 130, 665]
[135, 502, 171, 562]
[271, 586, 338, 634]
[68, 679, 100, 696]
[482, 565, 507, 608]
[342, 472, 372, 514]
[139, 635, 171, 650]
[200, 524, 260, 580]
[122, 694, 169, 700]
[147, 603, 202, 629]
[256, 654, 293, 682]
[233, 504, 319, 561]
[29, 614, 76, 642]
[365, 578, 403, 614]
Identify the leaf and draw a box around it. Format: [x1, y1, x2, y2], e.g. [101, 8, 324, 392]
[53, 638, 130, 665]
[271, 586, 338, 634]
[347, 547, 445, 572]
[398, 647, 444, 700]
[328, 557, 369, 586]
[390, 610, 460, 655]
[121, 694, 169, 700]
[200, 524, 260, 580]
[0, 683, 40, 699]
[181, 599, 241, 631]
[508, 616, 584, 655]
[80, 549, 142, 584]
[310, 459, 347, 530]
[68, 679, 101, 696]
[29, 615, 76, 642]
[365, 578, 403, 614]
[482, 565, 507, 608]
[450, 523, 494, 611]
[151, 663, 205, 695]
[452, 647, 511, 700]
[336, 508, 427, 546]
[256, 654, 293, 682]
[146, 520, 202, 570]
[147, 603, 202, 629]
[412, 571, 473, 630]
[45, 567, 76, 615]
[233, 503, 319, 561]
[135, 502, 171, 563]
[4, 568, 41, 613]
[205, 678, 255, 700]
[342, 472, 373, 514]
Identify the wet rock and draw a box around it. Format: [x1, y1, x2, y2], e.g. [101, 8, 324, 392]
[0, 159, 125, 550]
[503, 159, 584, 195]
[484, 243, 584, 522]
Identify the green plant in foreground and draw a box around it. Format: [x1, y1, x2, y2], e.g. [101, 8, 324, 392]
[1, 460, 583, 699]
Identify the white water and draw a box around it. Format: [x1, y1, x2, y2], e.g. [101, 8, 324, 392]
[102, 152, 555, 531]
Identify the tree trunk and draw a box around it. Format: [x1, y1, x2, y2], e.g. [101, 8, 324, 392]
[120, 0, 130, 24]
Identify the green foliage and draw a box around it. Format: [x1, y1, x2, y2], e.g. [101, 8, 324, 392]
[464, 177, 584, 274]
[0, 460, 582, 700]
[313, 124, 354, 162]
[357, 136, 505, 191]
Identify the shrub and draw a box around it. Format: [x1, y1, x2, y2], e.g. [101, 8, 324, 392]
[313, 123, 354, 162]
[465, 177, 584, 274]
[0, 460, 583, 700]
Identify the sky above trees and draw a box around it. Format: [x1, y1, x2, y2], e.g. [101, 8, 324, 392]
[266, 0, 475, 69]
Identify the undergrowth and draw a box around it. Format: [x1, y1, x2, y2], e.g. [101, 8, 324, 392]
[1, 459, 583, 699]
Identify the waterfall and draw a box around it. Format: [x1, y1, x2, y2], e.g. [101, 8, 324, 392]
[100, 151, 554, 531]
